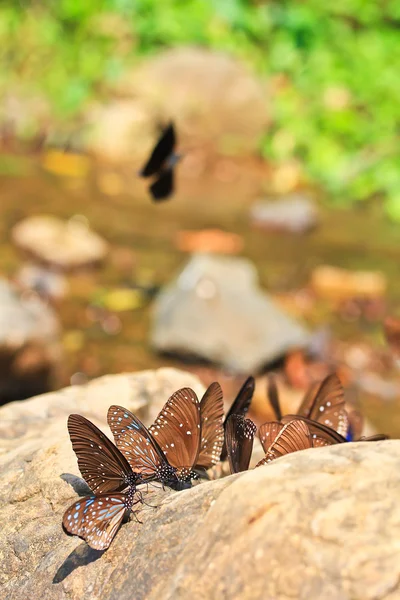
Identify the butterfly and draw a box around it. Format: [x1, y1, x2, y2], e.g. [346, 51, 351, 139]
[63, 414, 145, 549]
[220, 376, 255, 461]
[225, 414, 257, 474]
[107, 405, 184, 490]
[109, 387, 204, 488]
[67, 414, 141, 493]
[139, 122, 180, 201]
[256, 419, 320, 467]
[63, 488, 141, 550]
[267, 373, 350, 439]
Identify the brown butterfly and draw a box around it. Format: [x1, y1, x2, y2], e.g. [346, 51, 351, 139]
[256, 419, 316, 467]
[225, 414, 257, 474]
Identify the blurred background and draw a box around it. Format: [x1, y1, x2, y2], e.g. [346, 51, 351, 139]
[1, 0, 400, 435]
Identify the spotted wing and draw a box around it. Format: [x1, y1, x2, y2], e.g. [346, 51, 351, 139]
[225, 415, 256, 474]
[67, 414, 134, 494]
[197, 382, 224, 469]
[149, 388, 201, 471]
[140, 123, 176, 177]
[282, 414, 347, 446]
[63, 493, 133, 550]
[259, 421, 284, 453]
[297, 374, 349, 437]
[256, 419, 313, 467]
[107, 405, 171, 479]
[221, 376, 255, 461]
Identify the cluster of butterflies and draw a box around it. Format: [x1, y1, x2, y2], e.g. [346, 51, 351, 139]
[63, 373, 387, 550]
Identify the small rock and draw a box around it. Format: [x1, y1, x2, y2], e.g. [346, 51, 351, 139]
[14, 263, 68, 300]
[0, 278, 63, 404]
[12, 215, 109, 271]
[151, 254, 309, 373]
[311, 265, 387, 301]
[250, 194, 318, 233]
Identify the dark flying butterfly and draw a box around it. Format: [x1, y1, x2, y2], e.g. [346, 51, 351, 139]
[139, 122, 179, 201]
[63, 488, 141, 550]
[63, 414, 144, 549]
[256, 419, 315, 467]
[225, 414, 257, 474]
[220, 376, 255, 461]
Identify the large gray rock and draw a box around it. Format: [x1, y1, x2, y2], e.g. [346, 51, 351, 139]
[151, 254, 309, 373]
[1, 369, 399, 600]
[0, 278, 63, 404]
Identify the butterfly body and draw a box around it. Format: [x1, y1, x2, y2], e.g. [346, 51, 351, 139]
[221, 376, 255, 461]
[139, 123, 180, 201]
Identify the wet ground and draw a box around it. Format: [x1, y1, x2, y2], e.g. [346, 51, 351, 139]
[1, 150, 400, 434]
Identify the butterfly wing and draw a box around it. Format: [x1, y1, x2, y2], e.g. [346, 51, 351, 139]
[259, 421, 284, 453]
[256, 419, 312, 466]
[225, 415, 256, 474]
[107, 405, 175, 482]
[266, 375, 282, 421]
[63, 492, 135, 550]
[282, 414, 347, 446]
[67, 414, 135, 494]
[149, 388, 202, 474]
[221, 376, 255, 461]
[298, 374, 349, 437]
[140, 123, 176, 177]
[149, 168, 174, 201]
[197, 382, 224, 469]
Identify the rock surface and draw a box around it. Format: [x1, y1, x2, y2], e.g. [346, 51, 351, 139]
[250, 194, 318, 233]
[1, 368, 399, 600]
[12, 215, 109, 271]
[0, 278, 63, 403]
[151, 254, 309, 373]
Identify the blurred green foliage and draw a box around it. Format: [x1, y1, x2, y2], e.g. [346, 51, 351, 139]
[1, 0, 400, 218]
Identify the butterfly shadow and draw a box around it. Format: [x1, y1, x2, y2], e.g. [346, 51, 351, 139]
[60, 473, 92, 496]
[53, 542, 105, 584]
[53, 473, 105, 584]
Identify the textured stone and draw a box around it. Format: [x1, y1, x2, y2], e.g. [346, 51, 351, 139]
[151, 254, 309, 373]
[1, 369, 399, 600]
